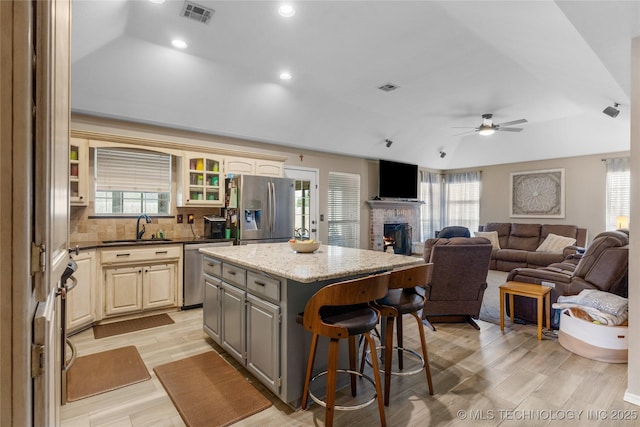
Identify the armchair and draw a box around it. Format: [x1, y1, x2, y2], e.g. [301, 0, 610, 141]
[506, 230, 629, 327]
[421, 237, 493, 330]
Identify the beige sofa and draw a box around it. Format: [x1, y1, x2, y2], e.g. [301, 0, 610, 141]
[477, 223, 587, 272]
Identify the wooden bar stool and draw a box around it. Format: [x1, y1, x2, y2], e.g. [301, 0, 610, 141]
[361, 263, 434, 406]
[301, 272, 390, 427]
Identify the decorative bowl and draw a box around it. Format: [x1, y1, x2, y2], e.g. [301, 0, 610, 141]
[288, 240, 321, 253]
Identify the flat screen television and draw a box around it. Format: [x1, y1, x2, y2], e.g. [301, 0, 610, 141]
[378, 159, 418, 200]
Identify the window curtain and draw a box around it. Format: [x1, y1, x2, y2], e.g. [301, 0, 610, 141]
[327, 171, 361, 248]
[442, 171, 481, 232]
[419, 171, 442, 240]
[605, 157, 630, 230]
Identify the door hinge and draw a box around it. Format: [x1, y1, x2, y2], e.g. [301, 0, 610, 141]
[31, 243, 46, 275]
[31, 344, 45, 378]
[276, 377, 282, 387]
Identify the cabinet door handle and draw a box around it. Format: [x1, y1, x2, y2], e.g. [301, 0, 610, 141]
[228, 271, 236, 275]
[254, 281, 266, 287]
[155, 251, 168, 255]
[116, 253, 131, 257]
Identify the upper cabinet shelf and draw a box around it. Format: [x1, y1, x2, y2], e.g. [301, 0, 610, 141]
[70, 137, 89, 206]
[177, 152, 224, 207]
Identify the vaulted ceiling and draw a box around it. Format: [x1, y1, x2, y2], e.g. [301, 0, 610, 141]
[71, 1, 639, 169]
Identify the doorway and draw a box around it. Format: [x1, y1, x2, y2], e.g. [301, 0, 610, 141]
[284, 167, 319, 242]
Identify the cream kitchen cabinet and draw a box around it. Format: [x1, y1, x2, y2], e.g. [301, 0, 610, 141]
[100, 244, 182, 318]
[177, 152, 224, 207]
[67, 249, 97, 333]
[254, 159, 283, 177]
[224, 156, 284, 178]
[69, 137, 89, 206]
[224, 156, 255, 177]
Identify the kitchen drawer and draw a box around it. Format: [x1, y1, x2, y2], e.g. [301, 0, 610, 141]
[203, 256, 222, 277]
[247, 271, 280, 303]
[100, 245, 182, 265]
[222, 263, 246, 288]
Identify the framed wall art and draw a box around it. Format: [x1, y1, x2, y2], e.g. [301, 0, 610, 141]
[510, 168, 565, 218]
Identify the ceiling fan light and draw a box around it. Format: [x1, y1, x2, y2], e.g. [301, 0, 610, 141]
[478, 126, 495, 136]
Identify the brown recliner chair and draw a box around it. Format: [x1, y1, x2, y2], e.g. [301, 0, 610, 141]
[506, 230, 629, 328]
[421, 237, 493, 330]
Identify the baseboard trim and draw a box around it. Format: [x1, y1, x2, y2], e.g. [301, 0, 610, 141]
[624, 389, 640, 407]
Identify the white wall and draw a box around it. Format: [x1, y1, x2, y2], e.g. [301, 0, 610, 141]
[624, 36, 639, 407]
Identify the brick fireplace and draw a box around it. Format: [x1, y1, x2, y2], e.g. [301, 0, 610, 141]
[367, 200, 423, 254]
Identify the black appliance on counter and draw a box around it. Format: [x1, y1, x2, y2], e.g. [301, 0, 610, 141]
[204, 215, 226, 239]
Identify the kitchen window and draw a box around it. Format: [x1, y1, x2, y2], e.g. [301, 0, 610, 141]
[95, 147, 171, 215]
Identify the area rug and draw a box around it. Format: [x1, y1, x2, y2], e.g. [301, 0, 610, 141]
[154, 351, 272, 427]
[93, 313, 175, 339]
[66, 345, 150, 402]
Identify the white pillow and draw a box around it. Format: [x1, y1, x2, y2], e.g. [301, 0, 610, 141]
[474, 231, 500, 249]
[536, 233, 576, 254]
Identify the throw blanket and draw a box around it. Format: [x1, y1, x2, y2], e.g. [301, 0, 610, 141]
[552, 289, 628, 326]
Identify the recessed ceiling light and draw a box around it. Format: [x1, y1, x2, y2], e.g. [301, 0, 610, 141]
[172, 39, 188, 49]
[279, 71, 292, 80]
[149, 0, 165, 3]
[278, 4, 295, 17]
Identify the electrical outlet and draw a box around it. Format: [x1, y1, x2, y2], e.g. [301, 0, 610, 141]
[187, 214, 194, 224]
[177, 214, 183, 223]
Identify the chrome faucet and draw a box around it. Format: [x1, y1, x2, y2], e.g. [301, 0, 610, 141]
[136, 213, 151, 240]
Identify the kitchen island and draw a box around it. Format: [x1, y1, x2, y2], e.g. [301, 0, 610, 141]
[199, 242, 424, 407]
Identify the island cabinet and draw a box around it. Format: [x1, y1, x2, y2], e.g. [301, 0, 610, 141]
[200, 243, 425, 408]
[203, 257, 282, 395]
[67, 249, 97, 333]
[100, 244, 182, 318]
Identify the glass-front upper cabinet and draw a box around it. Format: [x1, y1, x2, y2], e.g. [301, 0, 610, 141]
[69, 137, 89, 206]
[178, 152, 224, 206]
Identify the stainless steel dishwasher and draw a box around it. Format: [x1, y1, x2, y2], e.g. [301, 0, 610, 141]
[183, 241, 232, 309]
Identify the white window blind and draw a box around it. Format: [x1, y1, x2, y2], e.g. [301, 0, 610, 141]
[327, 172, 360, 248]
[605, 157, 630, 230]
[96, 148, 171, 193]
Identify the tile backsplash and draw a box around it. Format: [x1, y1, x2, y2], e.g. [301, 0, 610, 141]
[70, 203, 224, 243]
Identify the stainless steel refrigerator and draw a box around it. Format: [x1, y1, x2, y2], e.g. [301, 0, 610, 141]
[225, 175, 295, 244]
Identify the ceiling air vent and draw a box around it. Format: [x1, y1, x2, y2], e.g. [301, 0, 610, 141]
[181, 1, 214, 24]
[378, 83, 400, 92]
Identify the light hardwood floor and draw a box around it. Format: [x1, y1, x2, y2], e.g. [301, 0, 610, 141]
[61, 306, 635, 427]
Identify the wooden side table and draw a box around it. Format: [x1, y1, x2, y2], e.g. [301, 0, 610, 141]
[499, 281, 551, 340]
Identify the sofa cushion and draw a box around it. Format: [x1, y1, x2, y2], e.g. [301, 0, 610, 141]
[507, 223, 541, 251]
[473, 231, 500, 249]
[536, 233, 576, 254]
[494, 248, 528, 263]
[541, 224, 579, 244]
[482, 223, 511, 249]
[526, 251, 565, 268]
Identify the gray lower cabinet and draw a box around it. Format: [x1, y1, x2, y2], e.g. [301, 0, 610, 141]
[203, 275, 221, 341]
[203, 261, 281, 396]
[221, 281, 246, 361]
[246, 294, 280, 393]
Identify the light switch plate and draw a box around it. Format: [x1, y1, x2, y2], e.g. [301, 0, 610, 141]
[177, 214, 183, 223]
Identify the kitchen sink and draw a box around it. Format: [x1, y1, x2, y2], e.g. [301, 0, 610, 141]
[101, 238, 173, 244]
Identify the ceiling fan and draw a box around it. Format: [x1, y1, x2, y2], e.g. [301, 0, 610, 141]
[454, 113, 528, 136]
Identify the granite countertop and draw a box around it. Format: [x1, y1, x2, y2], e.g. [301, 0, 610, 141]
[199, 242, 424, 283]
[70, 237, 234, 251]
